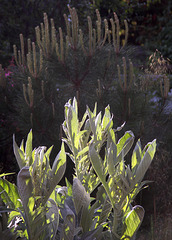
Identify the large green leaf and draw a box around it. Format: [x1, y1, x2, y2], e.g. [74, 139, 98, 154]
[131, 139, 142, 174]
[17, 166, 47, 240]
[107, 141, 117, 176]
[60, 202, 75, 240]
[80, 199, 98, 233]
[117, 131, 134, 160]
[0, 178, 21, 209]
[87, 107, 97, 141]
[13, 130, 33, 169]
[66, 100, 79, 154]
[80, 225, 104, 240]
[97, 195, 112, 225]
[72, 178, 90, 215]
[89, 143, 105, 183]
[121, 205, 145, 239]
[13, 135, 25, 170]
[82, 119, 91, 146]
[45, 142, 66, 204]
[134, 139, 156, 183]
[102, 105, 113, 131]
[46, 199, 59, 240]
[25, 129, 33, 166]
[17, 166, 33, 237]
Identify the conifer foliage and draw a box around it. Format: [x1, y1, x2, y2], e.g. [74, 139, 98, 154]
[0, 6, 170, 162]
[1, 6, 131, 146]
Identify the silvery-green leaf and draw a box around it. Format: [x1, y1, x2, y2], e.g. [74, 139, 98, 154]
[73, 178, 90, 215]
[102, 105, 113, 131]
[77, 146, 89, 158]
[13, 135, 25, 169]
[98, 195, 112, 225]
[87, 107, 97, 141]
[117, 131, 134, 160]
[89, 143, 105, 183]
[17, 167, 33, 207]
[121, 205, 145, 239]
[81, 200, 99, 232]
[44, 142, 66, 204]
[72, 97, 78, 116]
[0, 178, 21, 209]
[46, 199, 59, 240]
[134, 139, 156, 183]
[66, 104, 79, 153]
[95, 111, 102, 138]
[60, 202, 75, 240]
[107, 142, 117, 176]
[131, 139, 142, 174]
[80, 225, 103, 240]
[17, 166, 33, 238]
[25, 129, 33, 165]
[65, 178, 73, 197]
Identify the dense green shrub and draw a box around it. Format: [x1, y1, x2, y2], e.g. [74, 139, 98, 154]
[0, 98, 156, 239]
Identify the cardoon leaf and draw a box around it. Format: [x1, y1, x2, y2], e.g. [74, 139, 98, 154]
[117, 130, 134, 159]
[67, 104, 79, 152]
[98, 195, 112, 225]
[80, 225, 103, 240]
[102, 105, 113, 131]
[82, 119, 91, 146]
[107, 142, 117, 176]
[95, 111, 102, 136]
[46, 199, 59, 240]
[45, 142, 66, 204]
[81, 200, 99, 232]
[17, 167, 33, 208]
[72, 97, 77, 114]
[134, 139, 156, 183]
[131, 139, 142, 174]
[72, 178, 90, 215]
[25, 129, 33, 165]
[77, 146, 89, 158]
[13, 135, 25, 169]
[87, 107, 97, 140]
[17, 166, 33, 238]
[65, 178, 73, 197]
[0, 178, 21, 209]
[61, 202, 75, 240]
[89, 143, 105, 182]
[122, 205, 145, 239]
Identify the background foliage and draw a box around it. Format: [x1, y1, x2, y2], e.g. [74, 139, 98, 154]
[1, 0, 172, 67]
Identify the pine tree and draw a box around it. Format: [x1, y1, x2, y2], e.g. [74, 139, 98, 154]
[0, 6, 170, 152]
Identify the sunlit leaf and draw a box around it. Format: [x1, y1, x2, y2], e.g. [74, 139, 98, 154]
[134, 139, 156, 183]
[46, 199, 59, 240]
[0, 178, 21, 209]
[13, 135, 25, 169]
[131, 139, 142, 174]
[25, 129, 33, 165]
[117, 131, 134, 159]
[122, 205, 145, 239]
[73, 178, 90, 215]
